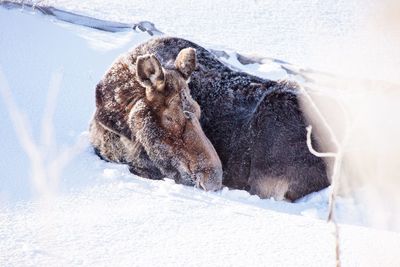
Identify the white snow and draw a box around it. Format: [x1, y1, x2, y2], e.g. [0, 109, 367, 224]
[45, 0, 400, 84]
[2, 174, 400, 267]
[1, 5, 400, 267]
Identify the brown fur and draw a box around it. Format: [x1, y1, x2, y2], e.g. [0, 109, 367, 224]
[90, 48, 223, 191]
[90, 37, 330, 201]
[119, 37, 330, 201]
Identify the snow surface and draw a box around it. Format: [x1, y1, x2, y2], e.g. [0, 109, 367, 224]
[1, 6, 400, 267]
[45, 0, 400, 84]
[46, 0, 363, 67]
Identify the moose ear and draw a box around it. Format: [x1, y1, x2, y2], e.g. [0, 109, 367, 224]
[136, 54, 165, 92]
[174, 47, 197, 80]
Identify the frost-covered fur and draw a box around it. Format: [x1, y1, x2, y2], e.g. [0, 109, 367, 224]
[90, 37, 329, 201]
[129, 37, 329, 201]
[90, 46, 223, 191]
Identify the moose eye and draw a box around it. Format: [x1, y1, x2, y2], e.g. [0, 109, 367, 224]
[166, 116, 173, 122]
[183, 110, 193, 120]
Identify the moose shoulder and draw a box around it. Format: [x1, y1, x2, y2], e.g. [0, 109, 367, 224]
[89, 37, 330, 201]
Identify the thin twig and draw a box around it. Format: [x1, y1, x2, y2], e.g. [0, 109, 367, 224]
[0, 68, 49, 196]
[301, 85, 344, 267]
[306, 126, 336, 158]
[0, 68, 84, 199]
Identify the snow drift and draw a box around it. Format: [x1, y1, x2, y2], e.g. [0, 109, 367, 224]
[1, 4, 400, 267]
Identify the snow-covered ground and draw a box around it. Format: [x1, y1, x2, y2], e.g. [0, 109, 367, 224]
[45, 0, 364, 69]
[46, 0, 400, 84]
[1, 4, 400, 267]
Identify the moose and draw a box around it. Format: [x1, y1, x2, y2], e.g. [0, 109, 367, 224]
[89, 37, 329, 201]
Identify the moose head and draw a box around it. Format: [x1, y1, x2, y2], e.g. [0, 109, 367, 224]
[129, 48, 223, 191]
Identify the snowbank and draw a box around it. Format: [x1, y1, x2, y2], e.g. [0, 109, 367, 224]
[1, 7, 399, 267]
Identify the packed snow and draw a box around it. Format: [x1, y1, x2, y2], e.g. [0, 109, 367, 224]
[1, 4, 400, 267]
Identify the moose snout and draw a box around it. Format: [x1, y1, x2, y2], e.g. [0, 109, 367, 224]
[182, 109, 223, 191]
[194, 167, 223, 192]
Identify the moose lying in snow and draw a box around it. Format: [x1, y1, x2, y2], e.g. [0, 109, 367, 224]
[89, 37, 330, 201]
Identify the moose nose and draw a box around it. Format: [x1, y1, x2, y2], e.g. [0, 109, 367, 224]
[195, 168, 223, 192]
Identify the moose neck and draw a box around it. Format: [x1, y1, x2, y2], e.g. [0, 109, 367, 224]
[189, 64, 277, 177]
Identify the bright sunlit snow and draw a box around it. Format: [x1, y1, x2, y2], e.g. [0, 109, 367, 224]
[1, 3, 400, 267]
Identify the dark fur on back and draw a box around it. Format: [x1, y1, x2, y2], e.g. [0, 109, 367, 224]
[130, 37, 330, 201]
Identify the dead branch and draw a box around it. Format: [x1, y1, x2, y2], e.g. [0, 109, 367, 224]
[0, 68, 84, 199]
[301, 85, 346, 267]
